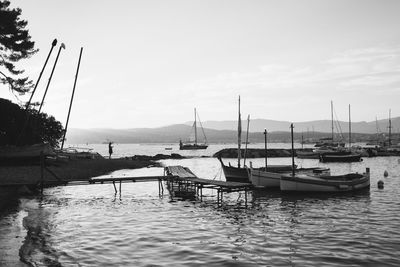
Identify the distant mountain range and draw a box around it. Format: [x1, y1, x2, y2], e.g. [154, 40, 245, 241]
[66, 117, 399, 144]
[186, 117, 400, 134]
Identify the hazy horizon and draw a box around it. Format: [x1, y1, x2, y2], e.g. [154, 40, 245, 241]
[1, 0, 399, 129]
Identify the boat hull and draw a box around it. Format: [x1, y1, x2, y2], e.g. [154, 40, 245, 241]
[250, 169, 281, 187]
[179, 144, 208, 150]
[296, 151, 320, 159]
[250, 167, 330, 188]
[221, 165, 250, 183]
[280, 171, 370, 192]
[319, 153, 362, 163]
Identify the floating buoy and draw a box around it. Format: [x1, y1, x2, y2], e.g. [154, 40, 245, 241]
[384, 170, 388, 177]
[377, 180, 384, 189]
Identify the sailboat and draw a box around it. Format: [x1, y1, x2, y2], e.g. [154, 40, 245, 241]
[314, 101, 345, 148]
[280, 123, 370, 192]
[219, 96, 292, 183]
[319, 104, 362, 163]
[179, 108, 208, 150]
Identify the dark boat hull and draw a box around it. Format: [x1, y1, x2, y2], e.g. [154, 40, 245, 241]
[221, 164, 250, 183]
[179, 144, 208, 150]
[319, 153, 362, 163]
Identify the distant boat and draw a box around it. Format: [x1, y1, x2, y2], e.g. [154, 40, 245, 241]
[280, 168, 370, 192]
[165, 147, 173, 150]
[319, 104, 362, 163]
[315, 101, 345, 148]
[296, 150, 320, 159]
[179, 108, 208, 150]
[319, 153, 362, 163]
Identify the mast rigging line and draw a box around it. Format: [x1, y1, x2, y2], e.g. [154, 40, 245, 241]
[196, 112, 208, 144]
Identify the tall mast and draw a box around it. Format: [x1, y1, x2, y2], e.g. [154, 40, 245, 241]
[243, 114, 250, 167]
[388, 109, 392, 146]
[264, 129, 267, 170]
[348, 104, 351, 147]
[290, 123, 295, 176]
[61, 47, 83, 149]
[375, 116, 379, 145]
[238, 96, 242, 168]
[331, 100, 334, 142]
[38, 43, 66, 113]
[194, 108, 197, 145]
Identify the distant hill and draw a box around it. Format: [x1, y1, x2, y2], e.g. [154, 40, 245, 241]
[187, 117, 400, 134]
[65, 124, 392, 144]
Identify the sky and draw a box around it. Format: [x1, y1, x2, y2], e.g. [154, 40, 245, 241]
[1, 0, 400, 129]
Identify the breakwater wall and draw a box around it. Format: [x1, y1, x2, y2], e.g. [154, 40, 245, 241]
[213, 148, 313, 158]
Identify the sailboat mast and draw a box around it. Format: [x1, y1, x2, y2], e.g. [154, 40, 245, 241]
[194, 108, 197, 145]
[331, 100, 334, 142]
[290, 123, 295, 176]
[349, 104, 351, 147]
[375, 116, 379, 146]
[243, 114, 250, 167]
[388, 109, 392, 146]
[238, 96, 242, 168]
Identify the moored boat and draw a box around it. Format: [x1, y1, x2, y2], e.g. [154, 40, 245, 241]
[0, 143, 55, 165]
[319, 152, 362, 163]
[249, 166, 329, 188]
[179, 108, 208, 150]
[280, 168, 370, 192]
[296, 150, 320, 159]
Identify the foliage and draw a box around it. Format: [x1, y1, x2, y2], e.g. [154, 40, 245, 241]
[0, 98, 64, 147]
[0, 0, 37, 94]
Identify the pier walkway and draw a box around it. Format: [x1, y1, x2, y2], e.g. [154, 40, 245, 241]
[1, 163, 253, 205]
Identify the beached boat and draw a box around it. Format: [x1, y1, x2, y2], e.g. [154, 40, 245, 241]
[280, 168, 370, 192]
[179, 108, 208, 150]
[0, 143, 55, 165]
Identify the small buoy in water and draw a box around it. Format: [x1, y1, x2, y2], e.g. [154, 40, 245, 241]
[384, 170, 388, 177]
[378, 180, 384, 189]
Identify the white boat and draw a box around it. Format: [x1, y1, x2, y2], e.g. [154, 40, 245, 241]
[249, 167, 329, 188]
[280, 168, 370, 192]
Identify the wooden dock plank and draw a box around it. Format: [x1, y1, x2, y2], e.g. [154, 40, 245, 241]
[90, 175, 168, 183]
[166, 166, 197, 178]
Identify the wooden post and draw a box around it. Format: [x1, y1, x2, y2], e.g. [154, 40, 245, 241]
[61, 47, 83, 149]
[291, 123, 295, 176]
[264, 129, 267, 170]
[113, 181, 117, 193]
[245, 189, 248, 207]
[40, 151, 44, 194]
[119, 180, 122, 194]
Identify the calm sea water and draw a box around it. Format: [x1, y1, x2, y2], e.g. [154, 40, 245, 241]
[1, 143, 400, 266]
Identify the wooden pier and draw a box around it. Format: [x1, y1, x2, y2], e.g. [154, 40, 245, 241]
[86, 166, 253, 205]
[1, 161, 253, 205]
[164, 166, 253, 204]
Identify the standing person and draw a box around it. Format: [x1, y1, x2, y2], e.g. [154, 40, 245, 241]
[108, 142, 113, 159]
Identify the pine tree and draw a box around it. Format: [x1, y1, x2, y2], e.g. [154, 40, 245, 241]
[0, 0, 37, 94]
